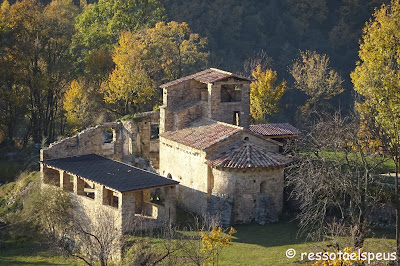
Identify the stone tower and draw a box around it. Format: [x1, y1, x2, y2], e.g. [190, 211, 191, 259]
[159, 68, 252, 134]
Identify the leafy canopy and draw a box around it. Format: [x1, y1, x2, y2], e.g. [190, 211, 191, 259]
[74, 0, 166, 52]
[102, 21, 208, 115]
[250, 65, 286, 122]
[290, 50, 343, 116]
[351, 0, 400, 147]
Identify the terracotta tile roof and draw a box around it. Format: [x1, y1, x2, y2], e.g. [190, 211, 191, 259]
[160, 122, 243, 150]
[206, 143, 291, 169]
[160, 68, 252, 88]
[249, 123, 300, 137]
[41, 154, 178, 192]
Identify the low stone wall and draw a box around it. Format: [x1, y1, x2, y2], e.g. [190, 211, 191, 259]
[173, 102, 203, 130]
[41, 122, 123, 161]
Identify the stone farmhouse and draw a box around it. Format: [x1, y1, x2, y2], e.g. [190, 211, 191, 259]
[40, 68, 298, 232]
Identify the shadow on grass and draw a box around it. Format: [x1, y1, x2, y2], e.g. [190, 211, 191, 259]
[230, 220, 307, 248]
[368, 226, 396, 240]
[0, 258, 69, 265]
[175, 208, 306, 248]
[0, 227, 71, 265]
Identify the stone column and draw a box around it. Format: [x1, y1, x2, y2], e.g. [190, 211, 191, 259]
[206, 83, 213, 119]
[119, 191, 135, 233]
[95, 184, 104, 205]
[60, 171, 70, 191]
[164, 186, 177, 224]
[73, 176, 84, 195]
[241, 83, 251, 129]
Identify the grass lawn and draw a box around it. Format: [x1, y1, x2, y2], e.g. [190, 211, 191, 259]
[315, 151, 396, 174]
[219, 222, 395, 265]
[0, 231, 77, 266]
[0, 221, 395, 266]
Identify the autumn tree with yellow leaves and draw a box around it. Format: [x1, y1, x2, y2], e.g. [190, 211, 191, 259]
[250, 65, 286, 123]
[351, 0, 400, 261]
[201, 226, 236, 266]
[290, 50, 343, 121]
[102, 21, 208, 115]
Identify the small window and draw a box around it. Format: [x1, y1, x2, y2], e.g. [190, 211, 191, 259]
[221, 84, 242, 102]
[233, 111, 240, 126]
[150, 124, 159, 140]
[102, 128, 114, 143]
[260, 181, 267, 193]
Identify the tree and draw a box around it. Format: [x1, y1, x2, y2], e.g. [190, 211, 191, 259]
[250, 65, 286, 122]
[64, 80, 97, 131]
[0, 27, 28, 140]
[63, 49, 115, 132]
[2, 0, 79, 143]
[350, 0, 400, 261]
[74, 0, 166, 54]
[286, 0, 328, 36]
[286, 114, 387, 248]
[242, 50, 274, 78]
[22, 184, 73, 244]
[102, 22, 208, 115]
[142, 21, 209, 81]
[290, 50, 343, 121]
[201, 226, 236, 265]
[67, 208, 122, 266]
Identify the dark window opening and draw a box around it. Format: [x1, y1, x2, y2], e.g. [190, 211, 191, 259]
[150, 187, 164, 206]
[102, 128, 114, 143]
[221, 84, 242, 102]
[103, 187, 119, 208]
[233, 111, 240, 126]
[83, 182, 95, 199]
[260, 181, 267, 193]
[151, 124, 159, 139]
[112, 195, 119, 208]
[43, 167, 60, 186]
[63, 173, 73, 192]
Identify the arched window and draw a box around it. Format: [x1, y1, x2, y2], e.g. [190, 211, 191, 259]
[167, 173, 172, 179]
[260, 181, 267, 193]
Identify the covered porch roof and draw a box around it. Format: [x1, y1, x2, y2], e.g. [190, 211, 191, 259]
[41, 154, 178, 192]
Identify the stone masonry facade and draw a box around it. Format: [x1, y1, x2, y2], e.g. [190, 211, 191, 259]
[158, 68, 292, 225]
[41, 68, 294, 231]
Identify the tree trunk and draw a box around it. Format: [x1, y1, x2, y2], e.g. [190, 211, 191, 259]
[352, 224, 365, 248]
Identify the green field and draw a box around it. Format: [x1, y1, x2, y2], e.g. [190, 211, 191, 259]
[0, 221, 395, 266]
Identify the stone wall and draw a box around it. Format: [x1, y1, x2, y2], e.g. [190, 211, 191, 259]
[159, 134, 284, 225]
[163, 80, 206, 109]
[42, 168, 177, 234]
[160, 78, 251, 134]
[207, 79, 251, 129]
[121, 111, 160, 167]
[210, 167, 284, 224]
[42, 112, 161, 169]
[173, 102, 203, 130]
[159, 137, 209, 214]
[41, 122, 124, 161]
